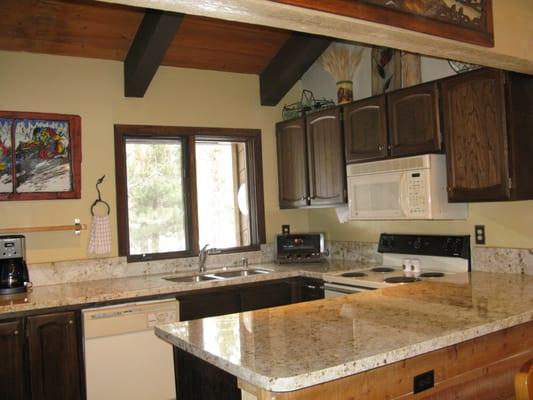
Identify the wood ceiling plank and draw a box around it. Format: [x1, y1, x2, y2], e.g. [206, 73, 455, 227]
[260, 32, 332, 106]
[0, 0, 142, 60]
[124, 9, 184, 97]
[162, 46, 270, 74]
[163, 16, 291, 73]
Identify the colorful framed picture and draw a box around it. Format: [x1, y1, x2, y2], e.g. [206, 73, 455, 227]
[0, 111, 81, 201]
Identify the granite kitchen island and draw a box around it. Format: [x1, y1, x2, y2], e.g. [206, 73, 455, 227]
[156, 271, 533, 399]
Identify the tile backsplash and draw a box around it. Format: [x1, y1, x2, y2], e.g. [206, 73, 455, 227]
[27, 241, 532, 286]
[473, 246, 533, 275]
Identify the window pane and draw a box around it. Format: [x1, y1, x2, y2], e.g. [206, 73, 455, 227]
[126, 138, 186, 255]
[196, 141, 250, 249]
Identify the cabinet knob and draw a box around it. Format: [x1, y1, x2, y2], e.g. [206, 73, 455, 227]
[447, 187, 452, 192]
[68, 320, 74, 325]
[300, 196, 306, 201]
[378, 145, 384, 151]
[14, 330, 19, 336]
[307, 196, 311, 201]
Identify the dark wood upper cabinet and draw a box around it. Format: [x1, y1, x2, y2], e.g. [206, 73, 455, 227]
[0, 319, 26, 400]
[27, 311, 83, 400]
[440, 68, 533, 202]
[276, 108, 346, 209]
[276, 118, 309, 208]
[306, 108, 346, 206]
[343, 95, 388, 163]
[388, 82, 442, 157]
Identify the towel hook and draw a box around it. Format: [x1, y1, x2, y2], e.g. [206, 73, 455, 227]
[90, 175, 111, 216]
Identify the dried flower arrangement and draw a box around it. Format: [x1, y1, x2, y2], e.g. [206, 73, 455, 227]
[320, 44, 364, 103]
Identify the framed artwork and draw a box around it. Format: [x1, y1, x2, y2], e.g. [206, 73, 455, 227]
[270, 0, 494, 47]
[371, 47, 402, 95]
[0, 111, 81, 201]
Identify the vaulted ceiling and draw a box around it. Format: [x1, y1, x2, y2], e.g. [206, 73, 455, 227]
[0, 0, 331, 104]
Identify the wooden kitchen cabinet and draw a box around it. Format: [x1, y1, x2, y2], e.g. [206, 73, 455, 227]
[0, 319, 26, 400]
[306, 108, 346, 206]
[387, 82, 442, 157]
[276, 117, 309, 208]
[27, 311, 83, 400]
[343, 95, 388, 163]
[292, 278, 324, 302]
[276, 108, 346, 209]
[440, 68, 533, 202]
[179, 289, 241, 321]
[240, 281, 293, 312]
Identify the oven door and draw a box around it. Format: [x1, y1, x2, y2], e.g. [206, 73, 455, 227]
[324, 282, 377, 298]
[348, 171, 409, 220]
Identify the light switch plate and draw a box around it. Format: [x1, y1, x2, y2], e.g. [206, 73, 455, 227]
[475, 225, 486, 245]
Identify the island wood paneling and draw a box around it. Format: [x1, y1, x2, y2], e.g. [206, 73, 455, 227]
[240, 320, 533, 400]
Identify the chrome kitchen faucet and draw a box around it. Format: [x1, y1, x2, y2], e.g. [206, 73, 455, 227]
[199, 244, 209, 273]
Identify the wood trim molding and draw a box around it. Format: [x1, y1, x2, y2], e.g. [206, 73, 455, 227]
[124, 9, 183, 97]
[99, 0, 532, 75]
[269, 0, 494, 47]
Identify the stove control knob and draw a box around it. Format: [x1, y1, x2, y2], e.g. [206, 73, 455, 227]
[413, 238, 422, 250]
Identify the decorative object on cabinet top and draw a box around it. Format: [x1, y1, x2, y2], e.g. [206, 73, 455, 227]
[0, 111, 81, 201]
[320, 43, 364, 104]
[281, 90, 335, 120]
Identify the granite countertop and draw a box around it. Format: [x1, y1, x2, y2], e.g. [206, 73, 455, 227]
[155, 272, 533, 392]
[0, 260, 361, 316]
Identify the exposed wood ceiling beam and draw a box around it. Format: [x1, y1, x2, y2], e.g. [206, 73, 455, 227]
[260, 32, 331, 106]
[124, 9, 184, 97]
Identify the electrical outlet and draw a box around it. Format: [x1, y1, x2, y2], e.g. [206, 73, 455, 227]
[413, 370, 434, 394]
[475, 225, 486, 245]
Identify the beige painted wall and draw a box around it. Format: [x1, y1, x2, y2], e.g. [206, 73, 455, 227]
[0, 51, 308, 263]
[308, 201, 533, 249]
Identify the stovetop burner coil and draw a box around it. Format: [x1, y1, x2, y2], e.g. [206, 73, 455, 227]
[384, 276, 420, 284]
[371, 267, 395, 273]
[340, 272, 368, 278]
[419, 272, 445, 278]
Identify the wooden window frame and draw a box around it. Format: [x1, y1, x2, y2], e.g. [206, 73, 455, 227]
[114, 125, 266, 262]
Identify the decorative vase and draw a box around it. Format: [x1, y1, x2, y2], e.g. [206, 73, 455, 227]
[336, 80, 353, 104]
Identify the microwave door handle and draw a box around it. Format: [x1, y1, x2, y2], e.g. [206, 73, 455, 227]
[399, 174, 410, 217]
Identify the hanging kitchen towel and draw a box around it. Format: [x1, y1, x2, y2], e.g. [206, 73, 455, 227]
[88, 215, 112, 255]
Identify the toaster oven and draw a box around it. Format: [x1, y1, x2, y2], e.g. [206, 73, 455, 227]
[275, 233, 326, 264]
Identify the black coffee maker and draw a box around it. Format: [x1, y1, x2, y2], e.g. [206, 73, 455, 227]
[0, 235, 31, 295]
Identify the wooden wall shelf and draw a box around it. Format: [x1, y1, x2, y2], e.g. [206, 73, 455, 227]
[0, 219, 86, 235]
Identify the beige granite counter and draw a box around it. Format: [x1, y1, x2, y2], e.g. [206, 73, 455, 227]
[155, 272, 533, 392]
[0, 261, 361, 316]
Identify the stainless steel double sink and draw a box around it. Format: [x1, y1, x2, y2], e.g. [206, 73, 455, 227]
[163, 268, 271, 283]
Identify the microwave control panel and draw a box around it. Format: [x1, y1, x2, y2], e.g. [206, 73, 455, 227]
[406, 172, 428, 216]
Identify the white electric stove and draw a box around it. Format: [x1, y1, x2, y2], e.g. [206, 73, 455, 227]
[323, 234, 471, 297]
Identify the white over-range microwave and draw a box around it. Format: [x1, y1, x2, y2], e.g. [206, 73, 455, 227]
[347, 154, 467, 220]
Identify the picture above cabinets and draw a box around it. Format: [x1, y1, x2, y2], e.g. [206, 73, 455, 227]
[276, 107, 346, 209]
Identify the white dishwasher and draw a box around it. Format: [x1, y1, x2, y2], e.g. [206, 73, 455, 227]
[83, 299, 179, 400]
